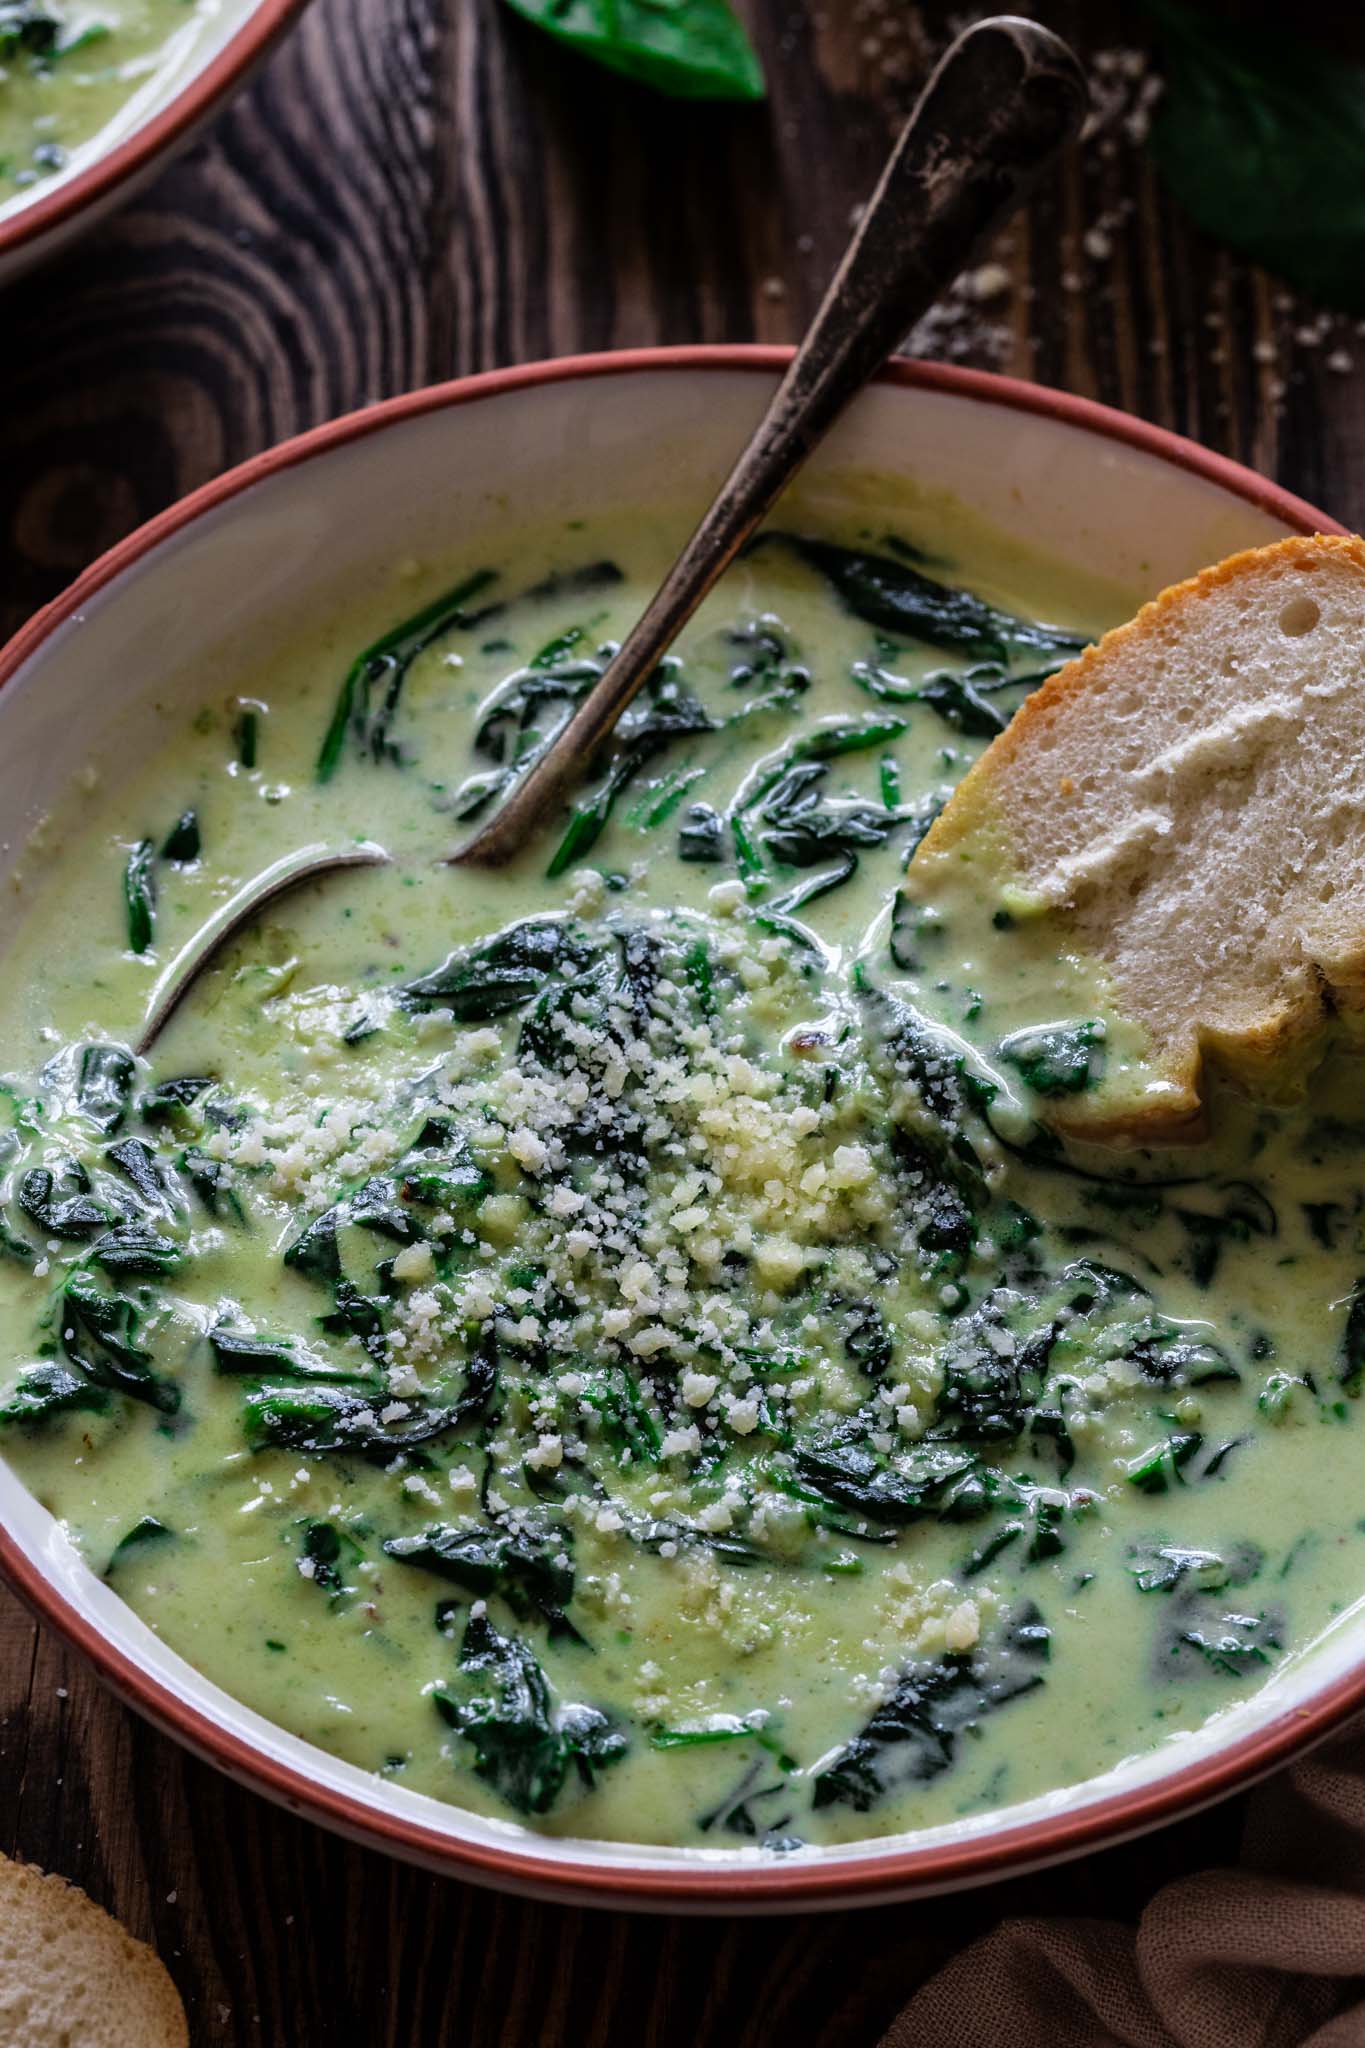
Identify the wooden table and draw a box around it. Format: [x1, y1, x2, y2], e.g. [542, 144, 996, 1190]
[1, 3, 1362, 2040]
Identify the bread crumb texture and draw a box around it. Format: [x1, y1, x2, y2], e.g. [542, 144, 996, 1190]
[915, 535, 1365, 1135]
[0, 1853, 188, 2048]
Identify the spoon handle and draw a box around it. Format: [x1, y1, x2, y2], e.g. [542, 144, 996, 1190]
[454, 15, 1087, 867]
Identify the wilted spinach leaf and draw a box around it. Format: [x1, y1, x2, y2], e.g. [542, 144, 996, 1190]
[678, 801, 726, 862]
[123, 839, 156, 955]
[762, 535, 1085, 663]
[812, 1606, 1049, 1810]
[1341, 1277, 1365, 1392]
[1127, 1539, 1263, 1596]
[18, 1164, 110, 1239]
[243, 1341, 495, 1459]
[160, 811, 201, 863]
[106, 1137, 176, 1213]
[89, 1223, 182, 1276]
[1156, 1590, 1284, 1681]
[139, 1075, 214, 1123]
[298, 1518, 365, 1600]
[60, 1274, 179, 1414]
[998, 1022, 1104, 1097]
[0, 0, 63, 58]
[76, 1044, 136, 1134]
[547, 663, 715, 876]
[398, 917, 597, 1021]
[433, 1610, 626, 1815]
[317, 567, 498, 779]
[209, 1324, 344, 1381]
[384, 1519, 579, 1638]
[106, 1516, 173, 1573]
[0, 1360, 110, 1427]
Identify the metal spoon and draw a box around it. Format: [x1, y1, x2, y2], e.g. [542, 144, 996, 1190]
[455, 13, 1087, 867]
[134, 842, 390, 1055]
[135, 14, 1086, 1053]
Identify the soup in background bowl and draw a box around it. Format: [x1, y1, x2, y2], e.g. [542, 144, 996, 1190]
[0, 0, 307, 280]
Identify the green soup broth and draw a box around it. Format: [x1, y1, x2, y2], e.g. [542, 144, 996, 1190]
[0, 0, 236, 206]
[1, 497, 1361, 1853]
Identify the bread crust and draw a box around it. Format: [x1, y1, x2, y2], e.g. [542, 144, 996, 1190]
[913, 534, 1365, 1141]
[922, 534, 1365, 851]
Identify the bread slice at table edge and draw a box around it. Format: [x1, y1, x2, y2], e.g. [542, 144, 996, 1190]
[910, 533, 1365, 1140]
[0, 1852, 188, 2048]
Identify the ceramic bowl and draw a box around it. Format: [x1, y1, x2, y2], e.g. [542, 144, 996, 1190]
[0, 0, 310, 285]
[0, 349, 1351, 1909]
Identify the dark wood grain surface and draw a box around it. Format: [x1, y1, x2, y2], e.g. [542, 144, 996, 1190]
[2, 3, 1363, 2041]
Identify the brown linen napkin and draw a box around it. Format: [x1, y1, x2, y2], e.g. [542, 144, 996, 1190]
[882, 1718, 1365, 2048]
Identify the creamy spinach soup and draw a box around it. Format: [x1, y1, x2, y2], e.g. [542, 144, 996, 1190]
[0, 0, 231, 204]
[2, 502, 1363, 1852]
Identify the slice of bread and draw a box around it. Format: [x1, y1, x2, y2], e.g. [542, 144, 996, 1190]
[909, 534, 1365, 1139]
[0, 1853, 187, 2048]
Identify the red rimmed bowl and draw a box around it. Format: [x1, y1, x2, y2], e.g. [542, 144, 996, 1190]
[0, 0, 311, 284]
[0, 349, 1352, 1909]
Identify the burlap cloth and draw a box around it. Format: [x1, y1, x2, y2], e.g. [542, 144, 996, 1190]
[882, 1719, 1365, 2048]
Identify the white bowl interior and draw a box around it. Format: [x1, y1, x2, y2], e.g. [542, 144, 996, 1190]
[0, 365, 1349, 1902]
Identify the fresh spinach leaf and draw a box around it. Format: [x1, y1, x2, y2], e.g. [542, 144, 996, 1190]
[500, 0, 764, 101]
[1145, 1, 1365, 315]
